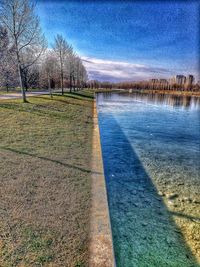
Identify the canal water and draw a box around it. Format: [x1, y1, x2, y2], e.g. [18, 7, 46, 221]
[96, 92, 200, 267]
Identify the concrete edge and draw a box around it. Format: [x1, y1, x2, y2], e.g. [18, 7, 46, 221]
[89, 99, 115, 267]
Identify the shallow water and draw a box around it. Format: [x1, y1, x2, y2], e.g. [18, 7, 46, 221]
[96, 92, 200, 267]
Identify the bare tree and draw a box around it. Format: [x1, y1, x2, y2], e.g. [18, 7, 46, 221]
[73, 56, 87, 91]
[43, 52, 58, 97]
[0, 26, 17, 91]
[0, 0, 46, 102]
[22, 64, 39, 91]
[53, 34, 72, 95]
[79, 61, 87, 90]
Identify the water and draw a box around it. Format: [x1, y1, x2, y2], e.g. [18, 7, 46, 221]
[96, 92, 200, 267]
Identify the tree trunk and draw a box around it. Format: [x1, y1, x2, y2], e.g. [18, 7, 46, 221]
[73, 76, 75, 92]
[15, 39, 26, 102]
[70, 75, 72, 93]
[61, 71, 64, 95]
[18, 64, 26, 102]
[59, 51, 64, 95]
[48, 75, 52, 98]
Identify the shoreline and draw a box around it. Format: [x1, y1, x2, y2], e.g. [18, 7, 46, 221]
[139, 89, 200, 97]
[89, 100, 115, 267]
[94, 88, 200, 98]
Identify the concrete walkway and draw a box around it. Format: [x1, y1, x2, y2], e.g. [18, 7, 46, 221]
[0, 91, 50, 100]
[89, 101, 115, 267]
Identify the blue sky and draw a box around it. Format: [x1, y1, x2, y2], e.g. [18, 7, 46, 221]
[36, 0, 199, 82]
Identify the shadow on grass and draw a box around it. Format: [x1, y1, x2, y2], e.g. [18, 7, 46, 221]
[52, 93, 94, 101]
[0, 103, 65, 119]
[68, 92, 94, 99]
[0, 91, 95, 266]
[0, 101, 93, 122]
[98, 114, 199, 266]
[30, 95, 93, 108]
[1, 146, 101, 175]
[0, 91, 94, 117]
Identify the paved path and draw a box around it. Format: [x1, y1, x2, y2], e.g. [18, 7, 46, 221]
[0, 91, 50, 100]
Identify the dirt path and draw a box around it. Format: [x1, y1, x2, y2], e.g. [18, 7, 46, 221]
[0, 91, 49, 100]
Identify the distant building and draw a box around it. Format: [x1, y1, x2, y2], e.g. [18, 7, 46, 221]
[186, 75, 194, 86]
[147, 74, 196, 91]
[175, 75, 186, 85]
[159, 79, 168, 84]
[150, 79, 159, 83]
[169, 77, 176, 85]
[150, 79, 159, 89]
[159, 79, 168, 89]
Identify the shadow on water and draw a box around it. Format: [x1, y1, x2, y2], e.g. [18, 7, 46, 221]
[98, 114, 199, 267]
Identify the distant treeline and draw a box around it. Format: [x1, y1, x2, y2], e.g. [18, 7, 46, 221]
[0, 0, 87, 101]
[87, 80, 200, 92]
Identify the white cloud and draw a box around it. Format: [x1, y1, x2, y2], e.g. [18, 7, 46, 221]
[82, 56, 172, 82]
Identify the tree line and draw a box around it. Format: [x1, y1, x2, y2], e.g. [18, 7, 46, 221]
[88, 80, 200, 92]
[0, 0, 87, 102]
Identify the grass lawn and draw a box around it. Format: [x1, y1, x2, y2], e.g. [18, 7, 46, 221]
[0, 91, 94, 267]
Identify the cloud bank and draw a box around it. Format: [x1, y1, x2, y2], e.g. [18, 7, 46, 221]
[82, 56, 173, 82]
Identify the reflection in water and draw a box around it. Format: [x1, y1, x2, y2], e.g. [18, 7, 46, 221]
[97, 92, 200, 267]
[139, 93, 200, 109]
[97, 92, 200, 110]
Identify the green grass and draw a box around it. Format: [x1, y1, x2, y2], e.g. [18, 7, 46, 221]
[0, 91, 94, 266]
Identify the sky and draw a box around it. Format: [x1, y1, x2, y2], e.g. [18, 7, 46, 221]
[36, 0, 200, 82]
